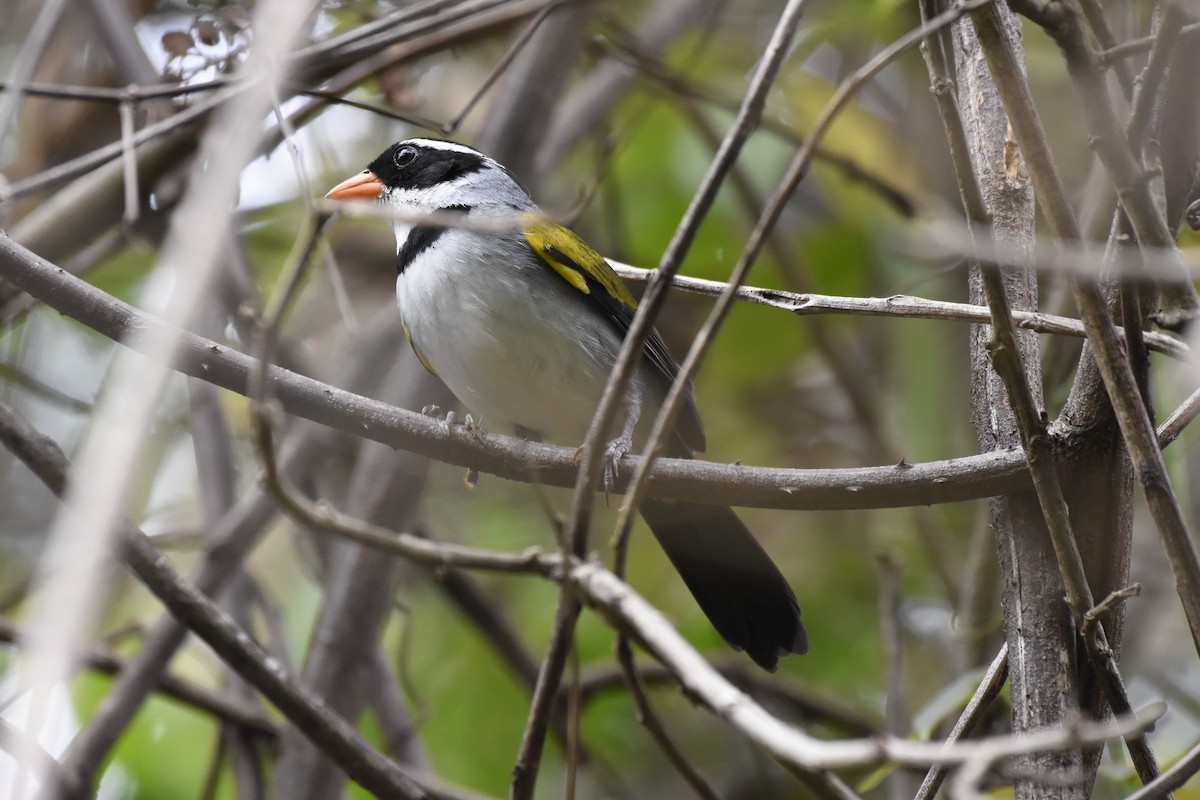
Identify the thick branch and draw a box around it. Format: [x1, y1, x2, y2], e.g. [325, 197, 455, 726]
[971, 0, 1200, 660]
[0, 227, 1034, 508]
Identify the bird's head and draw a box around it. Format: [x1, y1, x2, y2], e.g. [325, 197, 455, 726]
[325, 138, 533, 221]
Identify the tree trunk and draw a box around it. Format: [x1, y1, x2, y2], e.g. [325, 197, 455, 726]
[954, 8, 1086, 798]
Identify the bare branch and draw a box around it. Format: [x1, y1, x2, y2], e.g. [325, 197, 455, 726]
[576, 563, 1161, 773]
[0, 398, 487, 800]
[0, 618, 279, 739]
[613, 0, 998, 551]
[613, 639, 725, 800]
[914, 645, 1008, 800]
[1124, 737, 1200, 800]
[971, 0, 1200, 661]
[53, 313, 413, 789]
[1010, 0, 1198, 325]
[0, 393, 1171, 792]
[0, 229, 1037, 511]
[0, 0, 68, 153]
[514, 2, 812, 780]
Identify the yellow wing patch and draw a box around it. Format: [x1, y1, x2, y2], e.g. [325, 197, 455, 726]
[402, 319, 438, 377]
[521, 214, 638, 308]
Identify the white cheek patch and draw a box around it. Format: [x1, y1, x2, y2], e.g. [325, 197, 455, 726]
[387, 179, 479, 214]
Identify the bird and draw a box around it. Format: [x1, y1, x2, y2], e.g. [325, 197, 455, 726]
[325, 138, 807, 670]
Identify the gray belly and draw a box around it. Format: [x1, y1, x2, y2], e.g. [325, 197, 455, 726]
[397, 248, 645, 443]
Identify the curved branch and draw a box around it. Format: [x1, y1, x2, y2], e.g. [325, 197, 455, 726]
[0, 363, 1162, 791]
[0, 230, 1032, 511]
[1, 231, 1022, 508]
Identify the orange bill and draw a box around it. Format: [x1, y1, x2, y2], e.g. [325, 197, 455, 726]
[325, 170, 384, 200]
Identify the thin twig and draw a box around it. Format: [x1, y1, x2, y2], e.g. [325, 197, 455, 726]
[512, 4, 813, 789]
[878, 555, 915, 800]
[0, 77, 445, 128]
[0, 0, 68, 151]
[1075, 0, 1135, 94]
[441, 1, 562, 133]
[593, 32, 921, 218]
[1124, 738, 1200, 800]
[0, 401, 452, 800]
[511, 589, 580, 799]
[0, 362, 94, 413]
[118, 99, 139, 227]
[0, 77, 229, 103]
[0, 618, 279, 738]
[298, 0, 545, 67]
[614, 638, 724, 800]
[913, 645, 1008, 800]
[293, 0, 460, 61]
[1098, 20, 1200, 66]
[47, 318, 411, 791]
[613, 0, 997, 553]
[570, 661, 880, 736]
[1125, 4, 1185, 155]
[615, 261, 1193, 356]
[1157, 387, 1200, 447]
[537, 0, 722, 178]
[0, 398, 1178, 786]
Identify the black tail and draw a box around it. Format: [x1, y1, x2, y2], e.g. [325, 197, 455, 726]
[640, 498, 807, 671]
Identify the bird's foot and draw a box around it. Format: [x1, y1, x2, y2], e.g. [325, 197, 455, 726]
[602, 435, 632, 497]
[571, 437, 632, 504]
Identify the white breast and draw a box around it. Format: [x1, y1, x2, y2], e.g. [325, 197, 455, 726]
[396, 228, 649, 444]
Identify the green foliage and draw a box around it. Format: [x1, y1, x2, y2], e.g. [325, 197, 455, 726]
[73, 672, 226, 799]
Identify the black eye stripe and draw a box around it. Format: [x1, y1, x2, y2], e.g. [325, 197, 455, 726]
[368, 142, 487, 192]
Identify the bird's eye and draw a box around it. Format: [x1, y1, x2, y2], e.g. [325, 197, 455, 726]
[394, 146, 417, 167]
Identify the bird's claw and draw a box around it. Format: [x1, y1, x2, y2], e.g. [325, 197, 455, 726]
[572, 438, 632, 505]
[602, 436, 632, 500]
